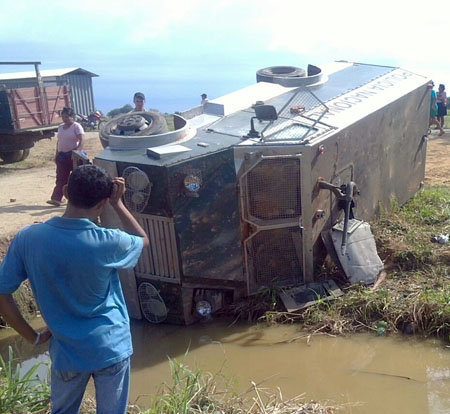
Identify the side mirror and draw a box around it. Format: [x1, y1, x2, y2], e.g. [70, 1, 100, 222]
[254, 104, 278, 121]
[244, 104, 278, 139]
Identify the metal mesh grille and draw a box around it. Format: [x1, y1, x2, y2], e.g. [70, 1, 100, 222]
[262, 87, 329, 141]
[247, 158, 301, 221]
[135, 216, 180, 280]
[246, 228, 302, 294]
[138, 282, 168, 324]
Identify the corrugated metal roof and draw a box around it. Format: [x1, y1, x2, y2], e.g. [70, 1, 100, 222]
[0, 67, 98, 80]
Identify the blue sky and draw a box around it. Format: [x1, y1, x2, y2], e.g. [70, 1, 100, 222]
[1, 0, 449, 113]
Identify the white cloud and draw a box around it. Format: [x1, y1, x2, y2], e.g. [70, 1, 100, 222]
[2, 0, 449, 85]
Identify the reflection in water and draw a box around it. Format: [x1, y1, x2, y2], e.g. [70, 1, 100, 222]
[1, 319, 449, 413]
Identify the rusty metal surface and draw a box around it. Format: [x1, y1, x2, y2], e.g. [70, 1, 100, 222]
[0, 85, 69, 132]
[170, 150, 243, 282]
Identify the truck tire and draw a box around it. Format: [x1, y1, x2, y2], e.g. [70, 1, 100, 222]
[256, 66, 306, 83]
[20, 149, 30, 161]
[100, 111, 169, 148]
[0, 150, 25, 163]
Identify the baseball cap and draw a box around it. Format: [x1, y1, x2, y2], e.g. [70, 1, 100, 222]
[134, 92, 145, 100]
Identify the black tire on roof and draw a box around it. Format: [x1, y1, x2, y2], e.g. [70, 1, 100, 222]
[100, 111, 169, 148]
[256, 66, 306, 83]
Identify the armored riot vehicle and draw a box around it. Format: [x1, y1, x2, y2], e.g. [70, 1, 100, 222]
[93, 61, 430, 324]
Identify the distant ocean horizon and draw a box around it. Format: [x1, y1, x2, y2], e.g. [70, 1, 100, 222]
[90, 54, 311, 115]
[93, 71, 258, 115]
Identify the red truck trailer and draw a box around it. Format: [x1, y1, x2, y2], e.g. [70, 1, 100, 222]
[0, 62, 70, 163]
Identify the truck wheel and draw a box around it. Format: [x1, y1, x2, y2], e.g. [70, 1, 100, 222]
[0, 150, 25, 163]
[20, 149, 30, 161]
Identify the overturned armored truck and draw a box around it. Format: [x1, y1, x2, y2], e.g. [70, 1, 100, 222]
[94, 61, 430, 324]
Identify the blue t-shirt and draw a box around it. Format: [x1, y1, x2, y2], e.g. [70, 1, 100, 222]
[0, 217, 143, 371]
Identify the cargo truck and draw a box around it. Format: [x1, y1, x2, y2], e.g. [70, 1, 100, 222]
[0, 62, 70, 163]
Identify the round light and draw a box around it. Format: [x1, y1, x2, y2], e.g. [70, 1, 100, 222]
[196, 300, 212, 317]
[184, 174, 201, 192]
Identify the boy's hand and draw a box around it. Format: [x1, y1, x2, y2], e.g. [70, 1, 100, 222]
[109, 177, 126, 206]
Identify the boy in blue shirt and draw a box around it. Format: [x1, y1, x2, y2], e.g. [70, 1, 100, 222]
[0, 165, 149, 414]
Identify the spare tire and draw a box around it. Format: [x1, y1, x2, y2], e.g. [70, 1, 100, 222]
[256, 65, 322, 87]
[256, 66, 306, 84]
[100, 111, 169, 149]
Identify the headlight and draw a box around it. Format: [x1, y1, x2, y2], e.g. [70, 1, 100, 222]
[184, 174, 201, 193]
[196, 300, 212, 317]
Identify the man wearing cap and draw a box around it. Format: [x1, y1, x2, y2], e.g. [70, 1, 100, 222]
[128, 92, 169, 133]
[133, 92, 146, 112]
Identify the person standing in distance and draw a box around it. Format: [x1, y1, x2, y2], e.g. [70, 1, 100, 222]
[0, 165, 149, 414]
[47, 107, 84, 207]
[429, 82, 444, 136]
[436, 84, 447, 131]
[133, 92, 146, 112]
[200, 93, 208, 105]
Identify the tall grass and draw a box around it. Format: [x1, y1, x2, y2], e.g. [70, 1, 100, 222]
[0, 346, 50, 413]
[142, 357, 341, 413]
[226, 187, 450, 343]
[0, 349, 339, 413]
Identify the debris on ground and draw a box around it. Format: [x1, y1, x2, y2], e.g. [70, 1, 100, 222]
[431, 233, 449, 244]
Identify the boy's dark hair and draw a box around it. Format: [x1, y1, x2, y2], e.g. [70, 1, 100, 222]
[61, 107, 75, 117]
[67, 165, 113, 208]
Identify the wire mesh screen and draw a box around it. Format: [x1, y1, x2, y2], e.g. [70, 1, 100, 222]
[246, 158, 301, 221]
[261, 87, 329, 141]
[246, 228, 302, 294]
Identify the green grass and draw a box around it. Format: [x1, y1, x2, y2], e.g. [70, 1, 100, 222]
[0, 347, 50, 413]
[1, 351, 339, 414]
[139, 357, 340, 414]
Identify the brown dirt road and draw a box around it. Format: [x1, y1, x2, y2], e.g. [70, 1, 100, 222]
[0, 132, 104, 256]
[0, 130, 449, 258]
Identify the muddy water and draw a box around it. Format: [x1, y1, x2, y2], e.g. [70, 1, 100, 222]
[1, 319, 449, 413]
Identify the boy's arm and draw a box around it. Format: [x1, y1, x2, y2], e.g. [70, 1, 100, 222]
[0, 294, 51, 345]
[109, 177, 149, 248]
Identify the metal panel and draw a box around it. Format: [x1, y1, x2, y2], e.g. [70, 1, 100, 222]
[0, 70, 96, 116]
[64, 74, 95, 115]
[134, 214, 181, 282]
[3, 85, 69, 131]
